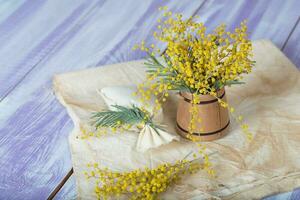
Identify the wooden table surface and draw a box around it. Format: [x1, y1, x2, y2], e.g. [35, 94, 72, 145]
[0, 1, 299, 199]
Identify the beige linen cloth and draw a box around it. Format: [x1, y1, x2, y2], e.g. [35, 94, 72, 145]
[53, 40, 300, 200]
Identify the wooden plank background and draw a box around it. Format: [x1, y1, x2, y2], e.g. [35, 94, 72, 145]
[0, 0, 299, 199]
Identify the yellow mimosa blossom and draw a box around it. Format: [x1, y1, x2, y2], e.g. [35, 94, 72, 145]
[133, 9, 254, 179]
[86, 158, 202, 200]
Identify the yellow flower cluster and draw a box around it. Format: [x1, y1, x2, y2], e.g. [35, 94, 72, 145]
[136, 9, 254, 128]
[133, 8, 255, 178]
[82, 7, 255, 200]
[80, 127, 104, 139]
[79, 125, 130, 140]
[134, 10, 254, 96]
[215, 96, 253, 140]
[85, 159, 202, 200]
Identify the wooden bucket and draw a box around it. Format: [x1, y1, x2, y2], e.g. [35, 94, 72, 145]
[176, 88, 230, 141]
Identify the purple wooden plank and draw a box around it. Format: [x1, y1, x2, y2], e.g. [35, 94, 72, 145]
[263, 191, 292, 200]
[0, 0, 203, 199]
[291, 188, 300, 200]
[0, 0, 97, 101]
[262, 188, 300, 200]
[0, 94, 73, 199]
[194, 0, 299, 49]
[0, 0, 45, 45]
[0, 0, 105, 199]
[96, 0, 206, 65]
[282, 17, 300, 68]
[0, 0, 27, 23]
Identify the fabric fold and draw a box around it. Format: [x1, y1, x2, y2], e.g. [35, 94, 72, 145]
[136, 124, 179, 152]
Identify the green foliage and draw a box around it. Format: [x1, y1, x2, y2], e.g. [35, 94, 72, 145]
[145, 53, 191, 92]
[92, 105, 152, 129]
[146, 54, 248, 92]
[214, 79, 245, 90]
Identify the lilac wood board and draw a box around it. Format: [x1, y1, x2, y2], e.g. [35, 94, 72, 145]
[263, 188, 300, 200]
[0, 0, 205, 199]
[194, 0, 300, 50]
[0, 0, 26, 23]
[282, 17, 300, 68]
[0, 0, 97, 100]
[93, 0, 300, 67]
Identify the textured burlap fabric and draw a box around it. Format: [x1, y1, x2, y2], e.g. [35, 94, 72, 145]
[53, 40, 300, 199]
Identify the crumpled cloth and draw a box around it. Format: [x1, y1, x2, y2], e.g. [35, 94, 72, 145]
[53, 40, 300, 200]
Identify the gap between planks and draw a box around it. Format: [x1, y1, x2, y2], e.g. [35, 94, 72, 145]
[281, 16, 300, 51]
[47, 168, 74, 200]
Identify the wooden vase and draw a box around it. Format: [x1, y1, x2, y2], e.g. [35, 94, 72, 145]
[176, 88, 230, 141]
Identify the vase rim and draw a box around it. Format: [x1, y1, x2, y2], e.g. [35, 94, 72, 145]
[179, 87, 225, 102]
